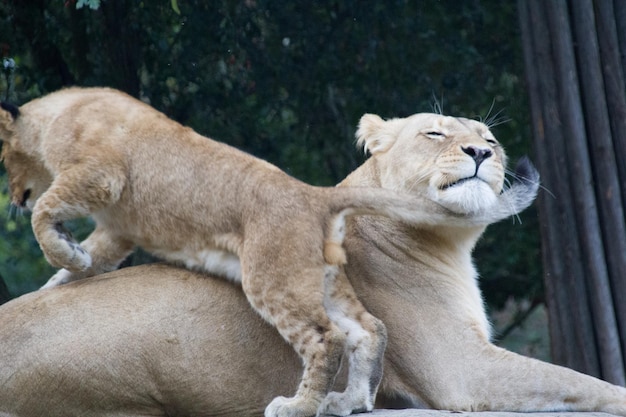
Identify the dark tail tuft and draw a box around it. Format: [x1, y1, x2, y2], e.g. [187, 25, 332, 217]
[514, 156, 540, 184]
[1, 102, 20, 119]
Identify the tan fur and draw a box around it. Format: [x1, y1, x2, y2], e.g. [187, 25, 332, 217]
[0, 109, 626, 417]
[0, 89, 538, 417]
[4, 109, 610, 417]
[1, 110, 623, 417]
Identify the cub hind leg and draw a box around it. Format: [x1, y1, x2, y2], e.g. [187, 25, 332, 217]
[318, 266, 387, 416]
[31, 164, 126, 283]
[241, 261, 346, 417]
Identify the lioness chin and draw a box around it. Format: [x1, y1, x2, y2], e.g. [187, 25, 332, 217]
[0, 88, 537, 417]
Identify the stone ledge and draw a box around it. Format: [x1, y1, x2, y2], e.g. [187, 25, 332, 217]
[358, 411, 618, 417]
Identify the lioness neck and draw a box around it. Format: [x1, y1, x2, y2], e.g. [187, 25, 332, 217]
[345, 214, 493, 344]
[349, 217, 483, 282]
[341, 158, 492, 343]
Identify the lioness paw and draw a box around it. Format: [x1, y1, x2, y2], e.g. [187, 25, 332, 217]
[317, 391, 372, 417]
[265, 395, 319, 417]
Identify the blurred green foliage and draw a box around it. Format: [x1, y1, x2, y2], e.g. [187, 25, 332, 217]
[0, 0, 541, 313]
[0, 175, 54, 294]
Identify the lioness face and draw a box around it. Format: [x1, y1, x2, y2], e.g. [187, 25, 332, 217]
[357, 113, 506, 214]
[1, 143, 51, 210]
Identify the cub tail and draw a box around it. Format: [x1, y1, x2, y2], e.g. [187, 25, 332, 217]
[322, 186, 450, 266]
[322, 157, 540, 265]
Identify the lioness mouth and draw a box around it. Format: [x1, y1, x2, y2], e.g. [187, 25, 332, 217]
[440, 176, 481, 191]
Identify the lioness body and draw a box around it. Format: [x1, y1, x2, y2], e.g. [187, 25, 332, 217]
[0, 88, 536, 416]
[2, 262, 625, 416]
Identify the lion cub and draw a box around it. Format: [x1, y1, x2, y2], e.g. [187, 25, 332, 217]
[0, 88, 533, 417]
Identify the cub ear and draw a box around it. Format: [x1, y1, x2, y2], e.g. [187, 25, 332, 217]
[1, 102, 19, 120]
[356, 113, 395, 155]
[0, 102, 19, 142]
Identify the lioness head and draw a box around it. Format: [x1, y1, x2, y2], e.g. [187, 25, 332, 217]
[356, 113, 507, 214]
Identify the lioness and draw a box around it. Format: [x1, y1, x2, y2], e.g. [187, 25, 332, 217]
[0, 89, 535, 417]
[2, 111, 624, 417]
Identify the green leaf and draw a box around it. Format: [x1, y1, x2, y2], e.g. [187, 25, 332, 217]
[171, 0, 181, 15]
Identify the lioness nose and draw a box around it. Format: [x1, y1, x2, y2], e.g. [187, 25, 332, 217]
[462, 145, 492, 166]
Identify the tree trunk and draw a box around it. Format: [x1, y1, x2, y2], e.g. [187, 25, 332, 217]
[518, 0, 626, 385]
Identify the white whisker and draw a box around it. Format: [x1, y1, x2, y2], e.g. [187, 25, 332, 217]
[8, 204, 18, 220]
[487, 115, 511, 128]
[431, 92, 444, 115]
[502, 176, 513, 191]
[480, 102, 510, 129]
[480, 98, 497, 125]
[406, 169, 435, 193]
[503, 202, 519, 225]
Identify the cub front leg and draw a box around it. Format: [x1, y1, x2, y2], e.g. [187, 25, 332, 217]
[31, 166, 126, 277]
[41, 226, 134, 289]
[318, 268, 387, 416]
[32, 198, 92, 273]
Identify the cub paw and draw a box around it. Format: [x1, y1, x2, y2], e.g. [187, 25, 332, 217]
[44, 240, 92, 272]
[40, 269, 76, 290]
[42, 224, 92, 271]
[265, 395, 319, 417]
[317, 391, 372, 417]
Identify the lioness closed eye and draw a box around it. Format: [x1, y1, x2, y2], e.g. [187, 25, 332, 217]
[0, 88, 537, 417]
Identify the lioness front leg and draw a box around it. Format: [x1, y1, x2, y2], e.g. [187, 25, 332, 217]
[41, 226, 134, 289]
[31, 167, 126, 277]
[318, 268, 386, 416]
[242, 265, 345, 417]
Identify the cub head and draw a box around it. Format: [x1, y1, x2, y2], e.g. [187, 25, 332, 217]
[0, 102, 52, 210]
[357, 112, 507, 214]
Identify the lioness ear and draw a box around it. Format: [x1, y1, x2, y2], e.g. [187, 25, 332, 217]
[356, 113, 395, 155]
[0, 102, 19, 142]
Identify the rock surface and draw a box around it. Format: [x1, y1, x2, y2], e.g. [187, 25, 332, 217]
[337, 411, 618, 417]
